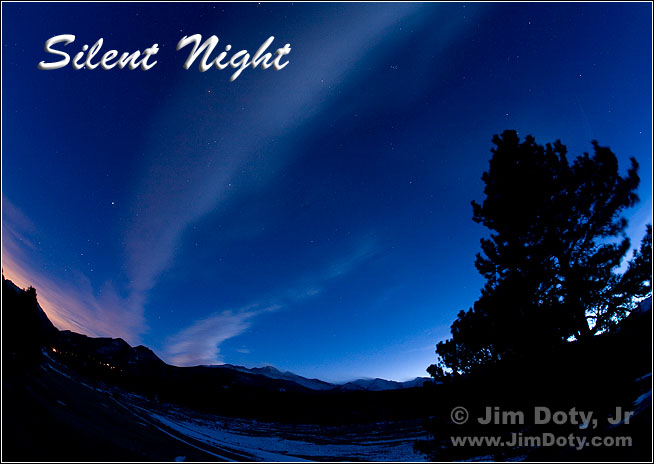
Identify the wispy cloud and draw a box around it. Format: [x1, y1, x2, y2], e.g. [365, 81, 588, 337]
[163, 239, 378, 366]
[3, 5, 464, 351]
[2, 5, 401, 345]
[282, 235, 379, 302]
[123, 5, 424, 319]
[165, 304, 280, 366]
[2, 196, 146, 345]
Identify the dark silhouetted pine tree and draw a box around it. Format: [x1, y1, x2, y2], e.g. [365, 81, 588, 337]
[430, 130, 651, 378]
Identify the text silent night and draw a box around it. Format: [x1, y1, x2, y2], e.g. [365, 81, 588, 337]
[37, 34, 292, 81]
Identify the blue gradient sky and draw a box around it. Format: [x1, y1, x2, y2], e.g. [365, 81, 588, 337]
[2, 3, 652, 382]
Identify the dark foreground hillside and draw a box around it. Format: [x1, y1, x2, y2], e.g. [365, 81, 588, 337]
[1, 277, 432, 461]
[416, 298, 653, 461]
[2, 276, 434, 425]
[3, 356, 244, 461]
[2, 276, 651, 461]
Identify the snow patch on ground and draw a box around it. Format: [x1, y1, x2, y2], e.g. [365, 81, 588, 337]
[43, 363, 72, 380]
[132, 401, 428, 461]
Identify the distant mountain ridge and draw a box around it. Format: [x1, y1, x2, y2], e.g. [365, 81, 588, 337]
[338, 376, 432, 391]
[217, 363, 432, 391]
[218, 364, 336, 391]
[2, 276, 432, 393]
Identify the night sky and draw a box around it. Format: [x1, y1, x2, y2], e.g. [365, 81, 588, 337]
[2, 3, 652, 382]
